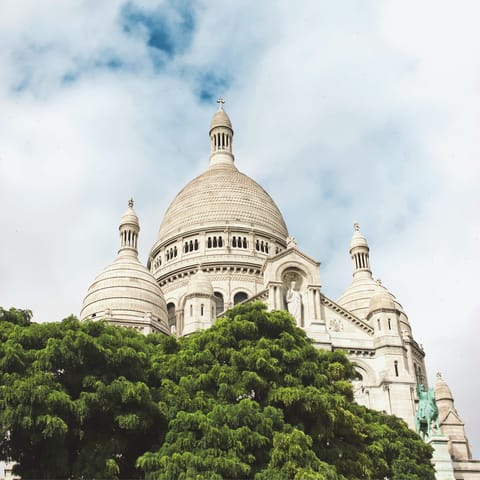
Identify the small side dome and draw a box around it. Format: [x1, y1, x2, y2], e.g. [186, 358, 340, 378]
[186, 270, 214, 297]
[80, 255, 170, 334]
[435, 372, 454, 402]
[368, 280, 396, 314]
[80, 199, 169, 335]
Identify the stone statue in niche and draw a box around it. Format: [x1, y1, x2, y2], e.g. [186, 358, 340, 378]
[286, 280, 302, 326]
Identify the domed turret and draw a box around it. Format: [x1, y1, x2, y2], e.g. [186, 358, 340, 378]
[337, 224, 377, 317]
[338, 224, 403, 319]
[434, 373, 473, 461]
[186, 269, 214, 297]
[367, 279, 396, 315]
[80, 200, 169, 335]
[182, 268, 216, 336]
[209, 97, 234, 166]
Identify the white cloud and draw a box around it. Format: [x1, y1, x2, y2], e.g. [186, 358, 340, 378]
[1, 0, 479, 457]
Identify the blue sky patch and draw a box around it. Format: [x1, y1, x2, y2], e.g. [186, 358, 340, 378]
[121, 0, 195, 62]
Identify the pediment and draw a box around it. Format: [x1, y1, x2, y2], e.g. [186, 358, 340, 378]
[441, 409, 464, 426]
[262, 246, 320, 273]
[320, 293, 374, 336]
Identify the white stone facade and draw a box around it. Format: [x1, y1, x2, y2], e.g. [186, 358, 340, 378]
[80, 101, 479, 479]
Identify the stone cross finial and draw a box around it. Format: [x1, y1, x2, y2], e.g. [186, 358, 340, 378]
[217, 97, 225, 109]
[128, 197, 134, 208]
[353, 222, 360, 232]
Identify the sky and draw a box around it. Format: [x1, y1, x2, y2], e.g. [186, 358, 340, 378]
[1, 0, 479, 457]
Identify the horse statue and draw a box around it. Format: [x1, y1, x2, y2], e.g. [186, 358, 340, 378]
[415, 384, 439, 440]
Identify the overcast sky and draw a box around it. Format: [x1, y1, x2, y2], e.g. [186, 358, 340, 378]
[1, 0, 479, 457]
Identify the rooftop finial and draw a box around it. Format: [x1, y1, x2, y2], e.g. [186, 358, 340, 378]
[128, 197, 134, 208]
[217, 96, 225, 110]
[353, 222, 360, 232]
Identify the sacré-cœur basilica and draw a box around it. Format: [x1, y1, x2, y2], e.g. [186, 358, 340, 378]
[79, 99, 479, 479]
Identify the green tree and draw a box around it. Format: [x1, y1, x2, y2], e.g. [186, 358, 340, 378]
[0, 303, 434, 479]
[137, 302, 434, 480]
[0, 316, 165, 479]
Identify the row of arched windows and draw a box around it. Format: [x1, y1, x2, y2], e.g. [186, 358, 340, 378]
[166, 246, 178, 261]
[255, 240, 269, 253]
[153, 256, 162, 270]
[377, 317, 392, 331]
[207, 236, 223, 248]
[184, 239, 199, 253]
[232, 236, 248, 248]
[156, 236, 282, 265]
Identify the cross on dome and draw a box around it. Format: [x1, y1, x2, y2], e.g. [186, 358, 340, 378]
[128, 197, 134, 208]
[217, 96, 225, 109]
[354, 222, 360, 231]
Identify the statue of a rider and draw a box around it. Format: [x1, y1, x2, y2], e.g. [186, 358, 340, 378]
[415, 384, 439, 440]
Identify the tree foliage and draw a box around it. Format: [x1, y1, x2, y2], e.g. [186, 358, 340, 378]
[0, 302, 434, 479]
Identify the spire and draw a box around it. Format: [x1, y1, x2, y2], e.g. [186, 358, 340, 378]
[209, 97, 234, 166]
[349, 223, 372, 279]
[118, 198, 140, 256]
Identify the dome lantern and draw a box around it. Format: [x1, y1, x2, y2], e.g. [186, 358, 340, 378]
[209, 97, 234, 166]
[350, 223, 372, 278]
[119, 198, 140, 256]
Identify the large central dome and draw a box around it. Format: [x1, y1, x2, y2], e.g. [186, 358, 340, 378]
[157, 162, 288, 242]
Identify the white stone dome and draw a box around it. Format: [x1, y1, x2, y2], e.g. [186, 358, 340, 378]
[367, 281, 396, 315]
[80, 253, 169, 334]
[186, 270, 214, 296]
[156, 162, 288, 243]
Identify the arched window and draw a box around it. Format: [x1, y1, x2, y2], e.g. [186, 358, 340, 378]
[234, 291, 248, 305]
[214, 292, 224, 317]
[260, 241, 264, 252]
[184, 242, 188, 253]
[243, 237, 247, 248]
[388, 318, 392, 330]
[174, 246, 177, 257]
[232, 237, 237, 247]
[194, 239, 199, 250]
[218, 236, 223, 247]
[213, 237, 217, 248]
[256, 240, 260, 251]
[208, 237, 212, 248]
[200, 304, 204, 316]
[377, 318, 381, 330]
[189, 240, 193, 251]
[265, 242, 269, 254]
[190, 304, 193, 317]
[394, 360, 399, 377]
[167, 303, 176, 328]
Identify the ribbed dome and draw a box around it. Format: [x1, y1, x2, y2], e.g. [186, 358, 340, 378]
[186, 270, 214, 296]
[338, 277, 404, 319]
[210, 108, 232, 131]
[80, 253, 170, 334]
[367, 281, 396, 315]
[120, 201, 139, 227]
[157, 163, 288, 242]
[350, 223, 369, 250]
